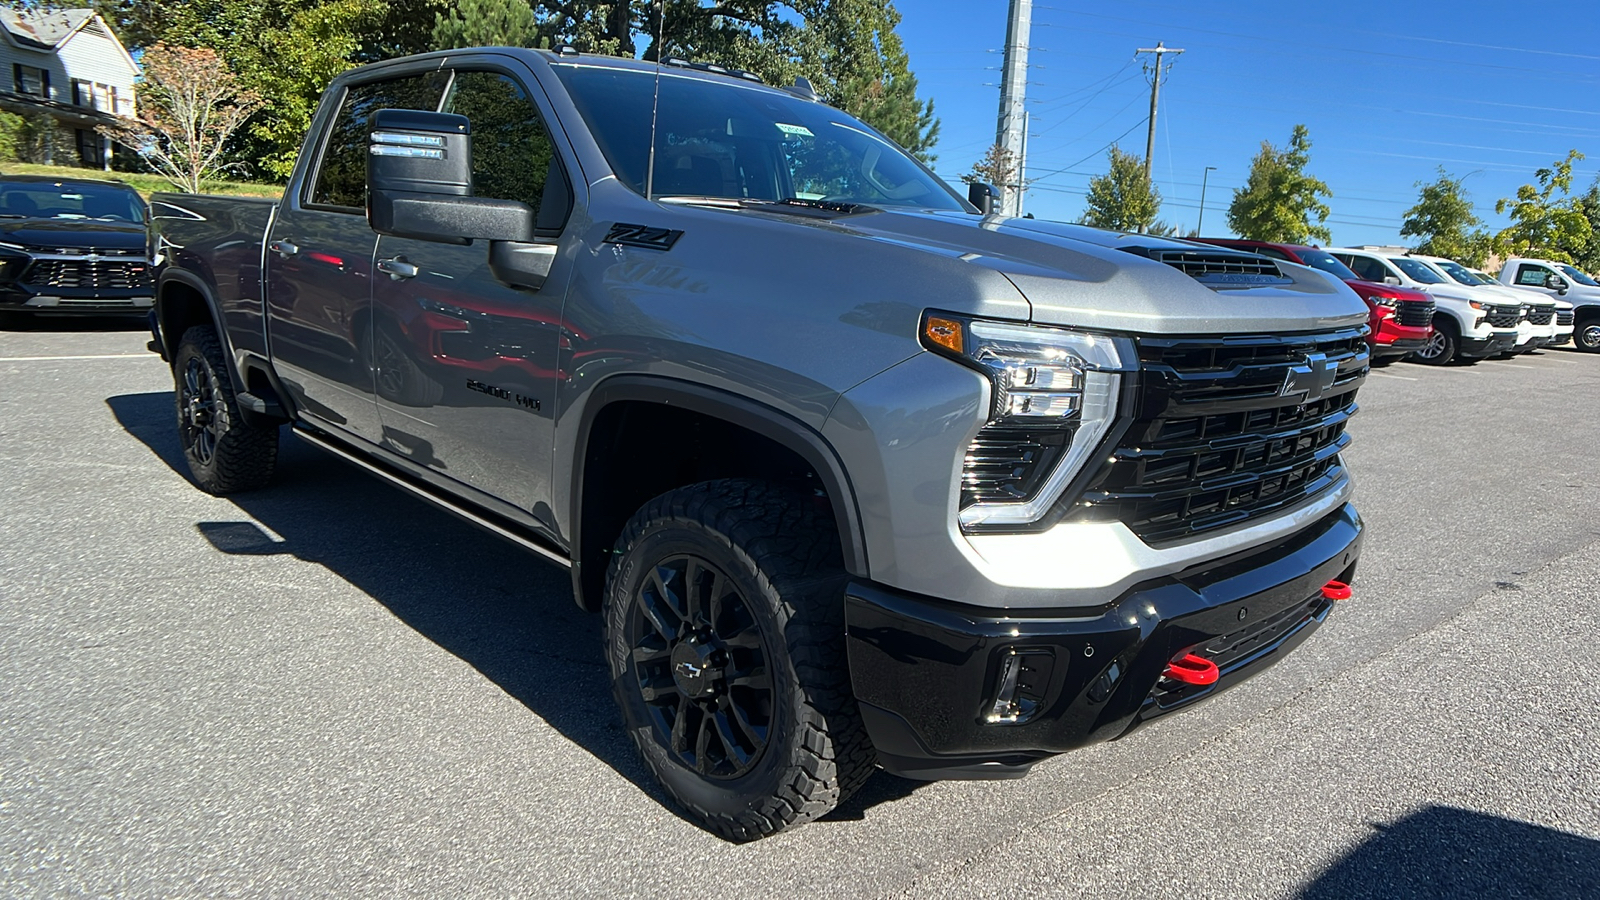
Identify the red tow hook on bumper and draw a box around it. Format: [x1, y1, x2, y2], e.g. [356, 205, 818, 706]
[1321, 580, 1352, 601]
[1162, 653, 1220, 686]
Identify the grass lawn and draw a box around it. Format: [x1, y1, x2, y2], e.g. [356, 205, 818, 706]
[0, 162, 281, 200]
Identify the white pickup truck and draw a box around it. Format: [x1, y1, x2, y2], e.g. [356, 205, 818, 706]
[1497, 257, 1599, 352]
[1330, 247, 1518, 364]
[1411, 254, 1557, 355]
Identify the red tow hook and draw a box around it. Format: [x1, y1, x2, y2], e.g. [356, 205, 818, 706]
[1162, 653, 1220, 686]
[1321, 580, 1353, 601]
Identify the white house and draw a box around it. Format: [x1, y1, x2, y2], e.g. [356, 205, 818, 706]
[0, 8, 138, 170]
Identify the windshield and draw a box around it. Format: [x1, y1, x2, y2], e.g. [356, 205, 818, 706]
[553, 64, 965, 211]
[1558, 264, 1599, 286]
[1430, 259, 1487, 285]
[1295, 248, 1358, 280]
[1389, 257, 1446, 284]
[0, 181, 145, 222]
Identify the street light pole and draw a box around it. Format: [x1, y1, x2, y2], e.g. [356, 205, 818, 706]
[1197, 166, 1217, 235]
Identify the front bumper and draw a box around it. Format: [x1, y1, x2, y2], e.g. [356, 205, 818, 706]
[1372, 336, 1429, 360]
[846, 502, 1362, 780]
[0, 285, 153, 314]
[1458, 330, 1517, 359]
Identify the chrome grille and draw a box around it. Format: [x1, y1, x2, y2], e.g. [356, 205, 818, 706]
[22, 259, 152, 290]
[1066, 329, 1367, 544]
[1395, 299, 1435, 327]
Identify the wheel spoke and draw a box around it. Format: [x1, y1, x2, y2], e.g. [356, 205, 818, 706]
[694, 710, 715, 774]
[721, 627, 763, 651]
[727, 663, 770, 691]
[704, 568, 728, 631]
[638, 672, 678, 703]
[669, 696, 693, 755]
[711, 706, 753, 766]
[719, 694, 767, 749]
[683, 558, 710, 626]
[631, 637, 672, 666]
[639, 569, 681, 642]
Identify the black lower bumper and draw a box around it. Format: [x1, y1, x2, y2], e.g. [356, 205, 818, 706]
[846, 503, 1362, 780]
[1458, 331, 1517, 359]
[1372, 337, 1429, 360]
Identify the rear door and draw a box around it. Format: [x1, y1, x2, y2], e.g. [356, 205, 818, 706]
[265, 70, 448, 443]
[369, 64, 577, 518]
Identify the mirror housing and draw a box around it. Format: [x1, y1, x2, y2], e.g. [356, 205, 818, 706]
[1383, 275, 1402, 286]
[1546, 273, 1570, 295]
[366, 109, 535, 246]
[967, 182, 997, 216]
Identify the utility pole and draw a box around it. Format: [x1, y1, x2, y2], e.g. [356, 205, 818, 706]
[1197, 165, 1217, 234]
[1136, 41, 1184, 181]
[994, 0, 1032, 217]
[1016, 110, 1030, 217]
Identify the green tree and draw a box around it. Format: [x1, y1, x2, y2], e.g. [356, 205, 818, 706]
[1226, 124, 1332, 244]
[1494, 150, 1591, 262]
[961, 143, 1017, 188]
[0, 111, 25, 162]
[1080, 145, 1160, 232]
[1401, 167, 1483, 260]
[1568, 178, 1600, 273]
[433, 0, 540, 49]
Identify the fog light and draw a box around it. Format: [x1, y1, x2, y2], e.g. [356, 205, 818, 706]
[983, 647, 1054, 725]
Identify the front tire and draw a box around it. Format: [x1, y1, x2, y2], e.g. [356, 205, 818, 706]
[1575, 315, 1600, 353]
[172, 325, 278, 494]
[1410, 318, 1456, 365]
[603, 479, 874, 841]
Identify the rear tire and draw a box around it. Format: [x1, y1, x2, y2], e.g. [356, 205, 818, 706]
[1410, 318, 1456, 365]
[603, 479, 874, 841]
[172, 325, 278, 494]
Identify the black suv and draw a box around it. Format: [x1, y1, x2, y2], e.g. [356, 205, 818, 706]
[0, 175, 153, 317]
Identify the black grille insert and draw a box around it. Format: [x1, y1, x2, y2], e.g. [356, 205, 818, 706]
[1145, 249, 1291, 286]
[962, 426, 1071, 507]
[1557, 309, 1575, 326]
[1486, 305, 1521, 328]
[22, 258, 152, 290]
[1526, 306, 1555, 326]
[1066, 329, 1367, 544]
[1395, 299, 1435, 327]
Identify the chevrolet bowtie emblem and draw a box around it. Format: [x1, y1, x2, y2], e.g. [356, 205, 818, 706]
[1280, 352, 1338, 402]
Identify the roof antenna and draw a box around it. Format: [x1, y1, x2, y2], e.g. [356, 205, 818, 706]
[644, 0, 665, 200]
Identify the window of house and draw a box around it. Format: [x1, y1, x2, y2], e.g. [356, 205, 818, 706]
[75, 129, 102, 167]
[308, 71, 449, 210]
[13, 64, 49, 98]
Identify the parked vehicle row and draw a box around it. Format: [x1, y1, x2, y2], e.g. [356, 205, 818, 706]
[0, 175, 153, 318]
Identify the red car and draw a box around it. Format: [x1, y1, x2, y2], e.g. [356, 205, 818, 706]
[1192, 238, 1434, 363]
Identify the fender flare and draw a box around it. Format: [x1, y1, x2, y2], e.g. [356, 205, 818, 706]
[155, 268, 234, 368]
[568, 375, 870, 610]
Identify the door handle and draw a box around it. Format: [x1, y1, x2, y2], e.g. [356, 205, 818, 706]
[377, 256, 419, 280]
[269, 239, 299, 259]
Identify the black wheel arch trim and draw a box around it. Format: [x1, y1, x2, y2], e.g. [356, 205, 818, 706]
[155, 268, 297, 427]
[568, 375, 870, 612]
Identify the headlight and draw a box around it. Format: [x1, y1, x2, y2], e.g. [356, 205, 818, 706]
[1468, 300, 1487, 310]
[921, 312, 1135, 531]
[1366, 295, 1399, 308]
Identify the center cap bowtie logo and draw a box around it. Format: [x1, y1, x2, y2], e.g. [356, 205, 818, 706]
[1280, 351, 1338, 402]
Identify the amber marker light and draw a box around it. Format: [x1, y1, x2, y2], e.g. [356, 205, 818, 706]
[923, 315, 964, 354]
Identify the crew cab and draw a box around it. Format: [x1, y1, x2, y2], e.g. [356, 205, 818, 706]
[0, 175, 153, 318]
[146, 48, 1369, 840]
[1191, 238, 1433, 363]
[1409, 253, 1556, 355]
[1329, 247, 1517, 365]
[1498, 257, 1600, 351]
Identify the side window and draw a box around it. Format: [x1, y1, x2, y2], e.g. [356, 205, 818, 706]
[1253, 247, 1292, 261]
[443, 71, 569, 233]
[1346, 256, 1381, 282]
[1516, 264, 1551, 286]
[310, 72, 449, 210]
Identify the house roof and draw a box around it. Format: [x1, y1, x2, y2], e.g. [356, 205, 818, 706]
[1, 8, 96, 50]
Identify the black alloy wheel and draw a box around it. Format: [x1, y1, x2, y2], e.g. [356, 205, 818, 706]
[171, 325, 278, 494]
[625, 554, 772, 779]
[604, 479, 875, 841]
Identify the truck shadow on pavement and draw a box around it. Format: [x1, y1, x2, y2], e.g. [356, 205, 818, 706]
[108, 391, 921, 833]
[1298, 806, 1600, 898]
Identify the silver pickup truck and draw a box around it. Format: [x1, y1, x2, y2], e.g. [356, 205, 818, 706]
[148, 47, 1369, 840]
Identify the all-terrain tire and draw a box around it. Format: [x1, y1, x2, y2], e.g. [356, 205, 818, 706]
[172, 325, 278, 494]
[603, 479, 875, 841]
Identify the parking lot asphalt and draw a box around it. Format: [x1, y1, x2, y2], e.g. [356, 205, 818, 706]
[2, 320, 1598, 899]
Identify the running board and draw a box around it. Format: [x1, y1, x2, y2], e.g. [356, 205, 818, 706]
[292, 426, 572, 568]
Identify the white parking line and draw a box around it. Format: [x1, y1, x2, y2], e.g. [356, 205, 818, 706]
[1367, 371, 1418, 381]
[1538, 356, 1580, 364]
[1483, 361, 1538, 370]
[0, 354, 152, 362]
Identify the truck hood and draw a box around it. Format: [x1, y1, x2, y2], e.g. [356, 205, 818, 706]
[816, 209, 1368, 334]
[0, 217, 148, 252]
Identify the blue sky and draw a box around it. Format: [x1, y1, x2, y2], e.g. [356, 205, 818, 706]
[895, 0, 1600, 247]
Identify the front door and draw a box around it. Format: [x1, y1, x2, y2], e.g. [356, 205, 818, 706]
[370, 67, 576, 518]
[265, 70, 449, 444]
[1509, 261, 1563, 301]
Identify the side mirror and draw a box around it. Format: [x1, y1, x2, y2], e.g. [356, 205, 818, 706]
[1383, 275, 1401, 286]
[967, 182, 997, 216]
[367, 108, 553, 289]
[1546, 273, 1569, 295]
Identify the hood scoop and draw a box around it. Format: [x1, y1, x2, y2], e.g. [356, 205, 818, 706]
[1122, 246, 1293, 289]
